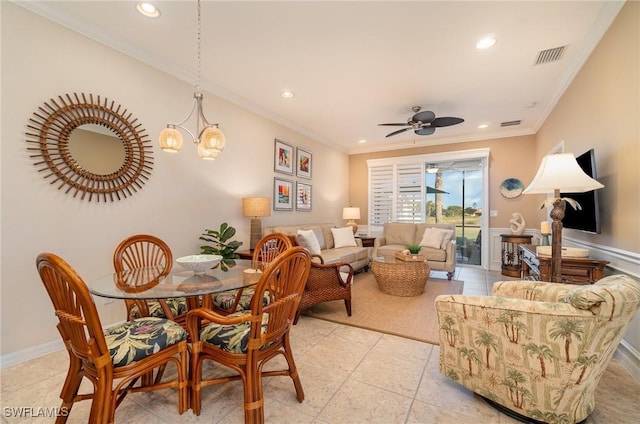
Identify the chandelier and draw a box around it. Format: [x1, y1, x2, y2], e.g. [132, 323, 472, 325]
[158, 0, 225, 160]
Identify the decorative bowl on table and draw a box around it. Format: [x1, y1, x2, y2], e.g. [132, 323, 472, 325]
[176, 254, 222, 274]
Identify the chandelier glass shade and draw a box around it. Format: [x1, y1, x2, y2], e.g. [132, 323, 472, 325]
[158, 0, 225, 160]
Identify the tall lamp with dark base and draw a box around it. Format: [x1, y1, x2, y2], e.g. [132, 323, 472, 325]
[242, 197, 271, 250]
[523, 153, 603, 283]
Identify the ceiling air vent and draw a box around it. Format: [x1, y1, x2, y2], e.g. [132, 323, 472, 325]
[501, 120, 521, 127]
[534, 45, 566, 65]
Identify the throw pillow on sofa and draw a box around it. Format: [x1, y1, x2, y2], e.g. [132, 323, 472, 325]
[297, 229, 322, 255]
[331, 227, 357, 248]
[419, 227, 450, 249]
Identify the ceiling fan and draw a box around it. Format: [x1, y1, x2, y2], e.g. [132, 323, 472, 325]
[379, 106, 464, 138]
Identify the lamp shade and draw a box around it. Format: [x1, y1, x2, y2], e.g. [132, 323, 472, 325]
[342, 207, 361, 220]
[158, 127, 184, 153]
[523, 153, 604, 194]
[242, 197, 271, 218]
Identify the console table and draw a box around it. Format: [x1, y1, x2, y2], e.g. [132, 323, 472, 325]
[500, 234, 533, 277]
[520, 244, 608, 284]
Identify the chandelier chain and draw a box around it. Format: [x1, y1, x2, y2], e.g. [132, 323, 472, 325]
[196, 0, 202, 90]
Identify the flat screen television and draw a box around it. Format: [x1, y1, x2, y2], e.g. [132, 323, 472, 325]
[560, 149, 601, 234]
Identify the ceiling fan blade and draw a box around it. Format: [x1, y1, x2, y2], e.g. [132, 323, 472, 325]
[430, 117, 464, 127]
[386, 127, 412, 137]
[378, 123, 410, 126]
[415, 127, 436, 136]
[412, 110, 435, 123]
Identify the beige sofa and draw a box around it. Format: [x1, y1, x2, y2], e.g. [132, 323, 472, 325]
[263, 223, 370, 272]
[373, 222, 456, 280]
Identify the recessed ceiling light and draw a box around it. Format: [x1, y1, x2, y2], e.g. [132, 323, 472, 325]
[281, 91, 294, 98]
[476, 35, 496, 50]
[478, 124, 489, 129]
[358, 139, 367, 144]
[136, 2, 160, 18]
[525, 101, 538, 108]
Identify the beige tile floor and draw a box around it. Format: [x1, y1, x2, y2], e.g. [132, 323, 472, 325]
[2, 268, 639, 423]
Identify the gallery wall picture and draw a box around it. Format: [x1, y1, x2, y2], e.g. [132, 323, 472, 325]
[296, 147, 312, 179]
[273, 177, 294, 210]
[274, 139, 294, 175]
[296, 182, 312, 211]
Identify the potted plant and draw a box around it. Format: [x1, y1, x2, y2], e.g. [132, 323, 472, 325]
[199, 222, 243, 259]
[406, 244, 421, 255]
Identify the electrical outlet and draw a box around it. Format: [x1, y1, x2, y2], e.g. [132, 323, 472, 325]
[490, 210, 498, 217]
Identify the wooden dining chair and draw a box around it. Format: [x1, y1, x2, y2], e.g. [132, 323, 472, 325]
[36, 252, 188, 424]
[186, 246, 311, 423]
[211, 232, 293, 314]
[113, 234, 187, 326]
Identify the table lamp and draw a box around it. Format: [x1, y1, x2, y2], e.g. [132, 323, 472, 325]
[242, 197, 271, 250]
[342, 207, 361, 234]
[523, 153, 603, 282]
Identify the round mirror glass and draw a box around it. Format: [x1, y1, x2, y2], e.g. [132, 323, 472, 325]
[68, 124, 126, 175]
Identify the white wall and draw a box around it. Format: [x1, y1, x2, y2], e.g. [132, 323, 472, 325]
[1, 3, 349, 360]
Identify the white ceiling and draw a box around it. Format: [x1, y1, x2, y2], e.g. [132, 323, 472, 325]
[16, 1, 624, 154]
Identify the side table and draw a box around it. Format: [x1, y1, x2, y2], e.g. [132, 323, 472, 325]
[358, 237, 376, 248]
[500, 234, 533, 277]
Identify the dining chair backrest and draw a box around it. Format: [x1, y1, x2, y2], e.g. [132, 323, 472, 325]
[37, 253, 110, 370]
[252, 232, 293, 263]
[113, 234, 173, 274]
[250, 246, 311, 344]
[113, 234, 174, 319]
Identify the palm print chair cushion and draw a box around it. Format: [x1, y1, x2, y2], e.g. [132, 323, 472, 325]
[436, 274, 640, 424]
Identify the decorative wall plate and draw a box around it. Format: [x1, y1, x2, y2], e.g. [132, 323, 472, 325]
[500, 178, 524, 198]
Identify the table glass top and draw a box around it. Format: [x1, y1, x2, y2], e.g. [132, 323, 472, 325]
[89, 259, 266, 300]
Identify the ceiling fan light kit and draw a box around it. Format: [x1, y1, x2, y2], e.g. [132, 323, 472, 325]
[379, 106, 464, 138]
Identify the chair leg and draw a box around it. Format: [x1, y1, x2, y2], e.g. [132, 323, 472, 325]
[244, 359, 265, 424]
[344, 299, 352, 316]
[447, 271, 453, 280]
[282, 333, 305, 402]
[190, 346, 203, 415]
[57, 350, 83, 423]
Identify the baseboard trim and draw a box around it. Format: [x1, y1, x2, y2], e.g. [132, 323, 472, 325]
[1, 338, 65, 369]
[614, 340, 640, 384]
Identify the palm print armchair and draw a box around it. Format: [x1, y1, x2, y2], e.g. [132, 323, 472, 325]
[436, 274, 640, 424]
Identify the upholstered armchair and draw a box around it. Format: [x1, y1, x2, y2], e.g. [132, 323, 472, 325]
[436, 274, 640, 424]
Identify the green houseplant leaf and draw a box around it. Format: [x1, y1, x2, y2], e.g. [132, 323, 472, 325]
[199, 222, 243, 260]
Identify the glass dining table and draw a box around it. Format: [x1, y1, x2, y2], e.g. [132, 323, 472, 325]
[88, 259, 266, 320]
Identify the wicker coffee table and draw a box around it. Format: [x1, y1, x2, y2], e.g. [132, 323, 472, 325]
[371, 255, 430, 297]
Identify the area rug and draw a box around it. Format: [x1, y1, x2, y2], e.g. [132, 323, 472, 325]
[302, 272, 464, 345]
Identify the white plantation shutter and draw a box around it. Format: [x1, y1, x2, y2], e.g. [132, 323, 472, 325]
[368, 162, 424, 232]
[395, 163, 424, 223]
[369, 165, 394, 228]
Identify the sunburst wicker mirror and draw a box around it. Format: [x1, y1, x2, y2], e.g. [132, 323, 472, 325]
[26, 93, 153, 202]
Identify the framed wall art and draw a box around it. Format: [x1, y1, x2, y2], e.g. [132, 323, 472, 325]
[273, 177, 294, 210]
[296, 147, 312, 179]
[296, 182, 312, 211]
[274, 139, 294, 175]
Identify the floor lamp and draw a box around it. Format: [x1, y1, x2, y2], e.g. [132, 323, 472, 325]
[242, 197, 271, 250]
[523, 153, 603, 282]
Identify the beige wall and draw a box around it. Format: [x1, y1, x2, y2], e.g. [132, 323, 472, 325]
[1, 4, 349, 357]
[534, 0, 639, 253]
[349, 135, 541, 230]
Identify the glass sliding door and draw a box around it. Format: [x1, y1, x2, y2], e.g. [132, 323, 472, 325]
[425, 160, 483, 266]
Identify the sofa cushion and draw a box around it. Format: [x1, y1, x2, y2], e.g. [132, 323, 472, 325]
[419, 246, 447, 262]
[331, 226, 357, 248]
[384, 223, 415, 246]
[302, 225, 327, 249]
[297, 229, 322, 255]
[415, 223, 455, 248]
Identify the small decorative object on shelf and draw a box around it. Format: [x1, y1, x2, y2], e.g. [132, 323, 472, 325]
[509, 212, 526, 235]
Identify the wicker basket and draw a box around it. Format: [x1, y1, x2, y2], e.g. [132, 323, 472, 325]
[371, 259, 430, 297]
